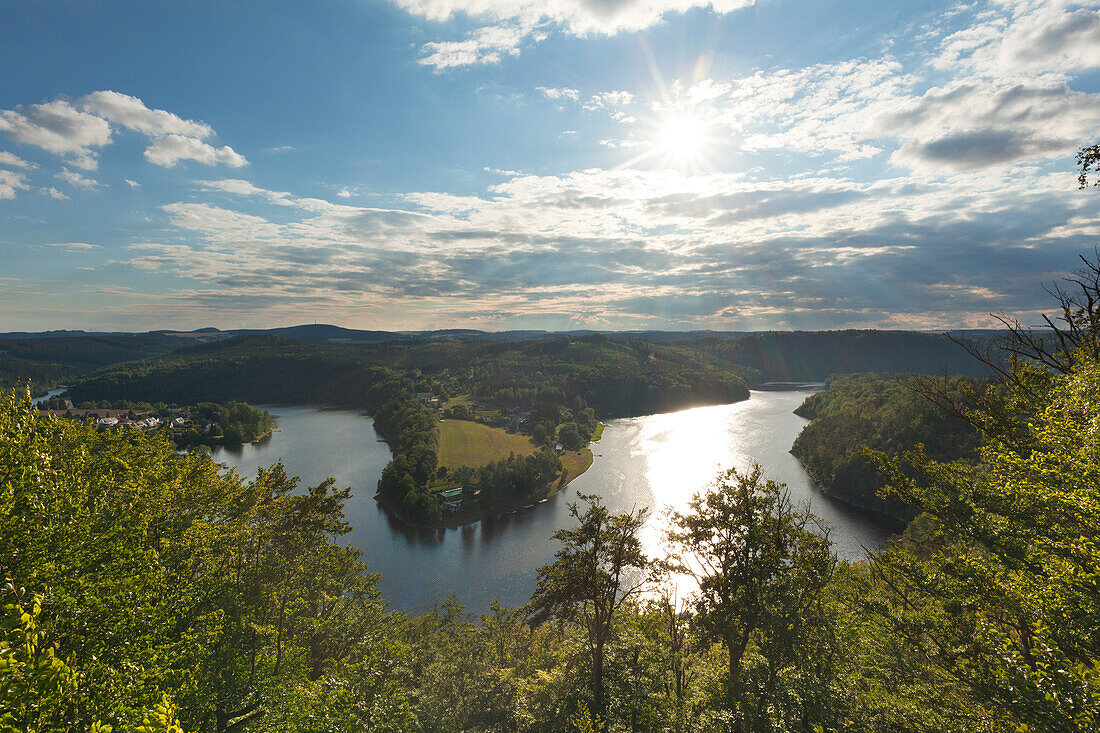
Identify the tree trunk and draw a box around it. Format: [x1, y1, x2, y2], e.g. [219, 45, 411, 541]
[728, 643, 739, 707]
[726, 633, 750, 710]
[594, 637, 605, 713]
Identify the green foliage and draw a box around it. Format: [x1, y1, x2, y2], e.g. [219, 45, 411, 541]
[0, 387, 413, 733]
[468, 449, 562, 505]
[0, 580, 189, 733]
[865, 354, 1100, 732]
[1077, 141, 1100, 187]
[0, 585, 85, 733]
[175, 401, 273, 446]
[569, 702, 604, 732]
[65, 334, 752, 526]
[665, 465, 838, 730]
[133, 696, 186, 733]
[0, 334, 185, 391]
[529, 495, 649, 713]
[6, 257, 1100, 733]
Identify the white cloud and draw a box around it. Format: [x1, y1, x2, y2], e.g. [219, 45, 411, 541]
[937, 1, 1100, 79]
[80, 91, 214, 139]
[0, 151, 35, 169]
[196, 178, 356, 215]
[0, 100, 110, 168]
[538, 86, 580, 100]
[124, 178, 141, 188]
[579, 43, 1099, 173]
[409, 0, 754, 68]
[0, 92, 246, 171]
[875, 79, 1100, 171]
[113, 155, 1095, 330]
[397, 0, 754, 35]
[419, 22, 532, 68]
[144, 134, 248, 168]
[337, 187, 354, 198]
[584, 90, 636, 109]
[0, 169, 28, 199]
[42, 186, 70, 200]
[40, 242, 100, 250]
[57, 168, 101, 189]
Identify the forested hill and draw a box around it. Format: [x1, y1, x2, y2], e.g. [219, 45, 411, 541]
[67, 333, 752, 418]
[715, 330, 992, 382]
[0, 333, 188, 390]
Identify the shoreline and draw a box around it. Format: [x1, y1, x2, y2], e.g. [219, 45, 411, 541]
[788, 452, 911, 530]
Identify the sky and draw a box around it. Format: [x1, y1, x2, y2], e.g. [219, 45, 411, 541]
[1, 0, 1099, 332]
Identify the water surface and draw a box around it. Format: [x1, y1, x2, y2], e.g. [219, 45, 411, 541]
[212, 390, 891, 613]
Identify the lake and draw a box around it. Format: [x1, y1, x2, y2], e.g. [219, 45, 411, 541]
[212, 389, 893, 614]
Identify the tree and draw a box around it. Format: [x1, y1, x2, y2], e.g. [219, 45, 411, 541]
[558, 422, 583, 452]
[865, 206, 1100, 729]
[867, 343, 1100, 731]
[664, 465, 835, 727]
[528, 494, 649, 713]
[1077, 142, 1100, 188]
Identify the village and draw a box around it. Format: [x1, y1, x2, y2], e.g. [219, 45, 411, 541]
[34, 395, 275, 446]
[37, 397, 192, 432]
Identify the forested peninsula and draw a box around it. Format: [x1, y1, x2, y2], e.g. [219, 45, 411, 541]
[790, 373, 984, 521]
[66, 334, 752, 525]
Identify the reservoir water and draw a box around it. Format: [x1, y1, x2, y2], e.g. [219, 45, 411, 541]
[211, 389, 892, 614]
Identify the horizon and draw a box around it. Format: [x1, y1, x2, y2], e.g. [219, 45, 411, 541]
[3, 0, 1099, 332]
[0, 322, 1017, 337]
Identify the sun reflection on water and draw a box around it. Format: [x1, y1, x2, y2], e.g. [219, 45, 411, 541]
[628, 401, 762, 598]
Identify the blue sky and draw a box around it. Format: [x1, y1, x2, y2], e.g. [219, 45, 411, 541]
[2, 0, 1099, 331]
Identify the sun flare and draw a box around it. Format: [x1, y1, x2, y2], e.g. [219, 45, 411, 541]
[656, 113, 709, 164]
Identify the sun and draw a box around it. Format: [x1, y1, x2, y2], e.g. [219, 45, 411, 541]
[656, 113, 710, 165]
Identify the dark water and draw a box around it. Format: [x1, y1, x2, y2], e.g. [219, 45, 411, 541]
[212, 390, 892, 614]
[37, 387, 69, 401]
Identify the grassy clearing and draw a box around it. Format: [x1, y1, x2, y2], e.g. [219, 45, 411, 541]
[558, 449, 594, 488]
[445, 393, 476, 408]
[591, 422, 605, 442]
[439, 419, 536, 468]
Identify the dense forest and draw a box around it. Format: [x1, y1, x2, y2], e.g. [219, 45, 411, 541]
[66, 334, 753, 417]
[3, 328, 990, 394]
[3, 261, 1098, 730]
[714, 330, 992, 382]
[790, 373, 984, 520]
[0, 333, 189, 390]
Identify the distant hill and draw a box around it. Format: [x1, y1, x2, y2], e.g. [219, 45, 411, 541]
[0, 333, 192, 390]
